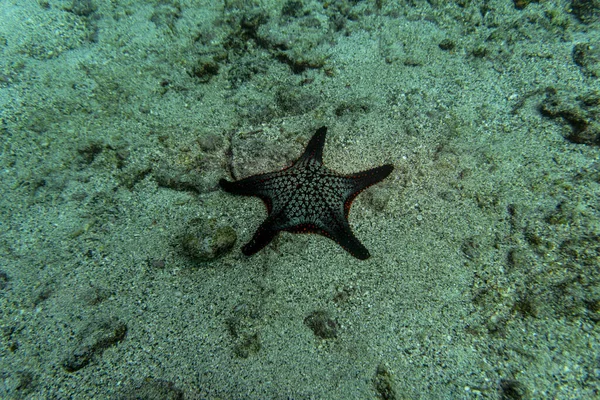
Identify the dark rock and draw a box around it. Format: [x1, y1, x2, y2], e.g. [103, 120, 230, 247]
[571, 0, 600, 24]
[0, 270, 9, 290]
[233, 333, 261, 358]
[373, 364, 397, 400]
[540, 88, 600, 146]
[499, 379, 528, 400]
[77, 140, 104, 164]
[62, 317, 127, 372]
[281, 0, 305, 18]
[304, 310, 337, 339]
[439, 39, 456, 51]
[190, 57, 219, 83]
[513, 0, 537, 10]
[573, 42, 600, 77]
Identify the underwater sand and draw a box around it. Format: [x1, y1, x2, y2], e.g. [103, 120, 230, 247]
[0, 0, 598, 398]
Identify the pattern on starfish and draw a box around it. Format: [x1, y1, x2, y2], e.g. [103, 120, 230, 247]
[219, 126, 393, 260]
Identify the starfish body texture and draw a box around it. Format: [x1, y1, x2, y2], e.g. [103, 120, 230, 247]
[219, 126, 393, 259]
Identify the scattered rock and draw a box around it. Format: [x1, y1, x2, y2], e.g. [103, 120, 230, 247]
[182, 218, 237, 262]
[373, 364, 397, 400]
[540, 88, 600, 146]
[499, 379, 528, 400]
[304, 310, 338, 339]
[281, 0, 305, 18]
[62, 316, 127, 372]
[513, 0, 538, 10]
[233, 332, 261, 358]
[0, 270, 9, 291]
[9, 370, 37, 396]
[225, 302, 263, 358]
[153, 149, 222, 194]
[573, 42, 600, 77]
[438, 39, 456, 51]
[571, 0, 600, 24]
[190, 57, 219, 83]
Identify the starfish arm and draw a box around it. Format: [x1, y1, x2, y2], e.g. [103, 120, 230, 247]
[345, 164, 394, 193]
[219, 173, 275, 196]
[298, 126, 327, 164]
[341, 164, 393, 214]
[241, 217, 278, 256]
[219, 177, 240, 193]
[220, 177, 274, 213]
[321, 218, 370, 260]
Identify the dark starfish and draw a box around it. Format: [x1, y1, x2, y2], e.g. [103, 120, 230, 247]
[219, 126, 393, 259]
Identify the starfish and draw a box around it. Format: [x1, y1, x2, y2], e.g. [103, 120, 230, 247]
[219, 126, 393, 259]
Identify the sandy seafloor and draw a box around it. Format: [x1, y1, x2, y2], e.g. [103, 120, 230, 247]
[1, 0, 599, 398]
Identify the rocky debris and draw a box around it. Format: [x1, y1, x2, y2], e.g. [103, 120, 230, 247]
[62, 316, 127, 372]
[540, 88, 600, 146]
[573, 42, 600, 78]
[571, 0, 600, 24]
[373, 364, 397, 400]
[304, 310, 338, 339]
[182, 218, 237, 262]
